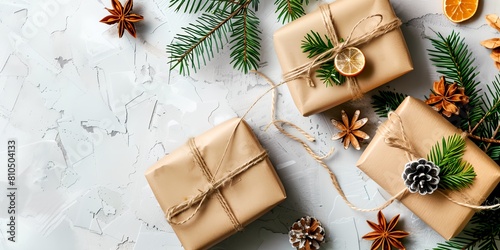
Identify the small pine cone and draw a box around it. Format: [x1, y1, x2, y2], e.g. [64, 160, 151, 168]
[402, 158, 440, 195]
[289, 216, 325, 250]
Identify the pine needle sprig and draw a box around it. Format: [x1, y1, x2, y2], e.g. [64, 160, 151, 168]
[426, 134, 476, 191]
[275, 0, 311, 24]
[301, 30, 345, 87]
[169, 0, 235, 14]
[229, 7, 261, 73]
[434, 208, 500, 250]
[167, 11, 232, 75]
[168, 0, 315, 74]
[371, 91, 408, 117]
[427, 31, 482, 131]
[167, 0, 256, 75]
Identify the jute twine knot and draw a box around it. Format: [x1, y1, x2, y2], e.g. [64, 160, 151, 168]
[378, 111, 500, 210]
[282, 4, 402, 100]
[165, 137, 269, 232]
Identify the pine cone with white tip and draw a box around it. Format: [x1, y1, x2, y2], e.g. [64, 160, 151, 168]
[402, 158, 440, 195]
[289, 216, 325, 250]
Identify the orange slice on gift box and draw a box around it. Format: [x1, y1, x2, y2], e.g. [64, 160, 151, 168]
[443, 0, 478, 23]
[334, 47, 365, 77]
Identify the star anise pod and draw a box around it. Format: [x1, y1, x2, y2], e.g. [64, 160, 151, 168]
[362, 211, 409, 250]
[100, 0, 144, 38]
[331, 110, 369, 150]
[425, 76, 469, 117]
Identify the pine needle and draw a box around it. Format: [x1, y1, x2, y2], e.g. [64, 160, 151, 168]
[275, 0, 308, 24]
[426, 134, 476, 191]
[371, 91, 408, 117]
[301, 30, 345, 87]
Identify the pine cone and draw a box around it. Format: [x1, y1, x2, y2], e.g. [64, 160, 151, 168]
[289, 216, 325, 250]
[402, 158, 440, 195]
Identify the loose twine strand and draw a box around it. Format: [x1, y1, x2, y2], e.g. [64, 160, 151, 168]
[282, 5, 402, 100]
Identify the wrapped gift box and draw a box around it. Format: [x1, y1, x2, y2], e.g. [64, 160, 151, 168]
[274, 0, 413, 116]
[145, 118, 286, 250]
[357, 97, 500, 239]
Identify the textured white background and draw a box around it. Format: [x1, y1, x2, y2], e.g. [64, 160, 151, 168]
[0, 0, 499, 249]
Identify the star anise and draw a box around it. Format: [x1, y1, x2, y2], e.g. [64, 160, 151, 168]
[331, 110, 369, 150]
[425, 76, 469, 117]
[362, 211, 409, 250]
[100, 0, 144, 38]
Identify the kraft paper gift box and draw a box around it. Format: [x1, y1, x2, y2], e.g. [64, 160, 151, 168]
[357, 97, 500, 240]
[273, 0, 413, 116]
[145, 118, 286, 250]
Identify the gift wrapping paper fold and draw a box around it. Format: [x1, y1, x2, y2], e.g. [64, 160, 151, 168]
[357, 97, 500, 239]
[274, 0, 413, 116]
[145, 118, 286, 250]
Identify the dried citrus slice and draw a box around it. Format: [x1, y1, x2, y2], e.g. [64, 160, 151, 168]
[334, 47, 365, 77]
[443, 0, 478, 23]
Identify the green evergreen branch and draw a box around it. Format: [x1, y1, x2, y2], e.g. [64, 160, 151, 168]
[426, 135, 476, 191]
[169, 0, 236, 14]
[439, 160, 476, 190]
[434, 208, 500, 250]
[427, 31, 482, 132]
[275, 0, 309, 24]
[167, 1, 254, 75]
[301, 30, 345, 87]
[167, 11, 231, 75]
[229, 7, 261, 73]
[371, 91, 408, 117]
[168, 0, 315, 74]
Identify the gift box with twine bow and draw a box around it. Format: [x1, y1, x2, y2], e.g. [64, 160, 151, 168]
[145, 118, 286, 250]
[274, 0, 413, 116]
[357, 97, 500, 239]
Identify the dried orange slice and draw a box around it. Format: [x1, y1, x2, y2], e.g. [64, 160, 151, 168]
[334, 47, 365, 77]
[443, 0, 478, 23]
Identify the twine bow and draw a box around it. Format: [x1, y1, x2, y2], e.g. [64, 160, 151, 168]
[165, 137, 269, 231]
[377, 111, 500, 210]
[282, 4, 402, 99]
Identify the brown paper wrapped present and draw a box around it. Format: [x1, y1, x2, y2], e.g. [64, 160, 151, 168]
[274, 0, 413, 116]
[357, 97, 500, 239]
[145, 118, 286, 250]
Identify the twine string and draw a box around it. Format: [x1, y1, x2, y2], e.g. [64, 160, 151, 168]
[379, 112, 500, 210]
[282, 4, 401, 100]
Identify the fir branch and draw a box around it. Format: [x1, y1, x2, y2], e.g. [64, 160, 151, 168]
[427, 31, 482, 132]
[169, 0, 207, 13]
[229, 7, 261, 73]
[275, 0, 309, 24]
[301, 30, 345, 87]
[471, 76, 500, 135]
[302, 31, 332, 58]
[438, 160, 476, 191]
[169, 0, 237, 14]
[426, 134, 476, 191]
[371, 91, 408, 118]
[167, 0, 253, 75]
[434, 208, 500, 250]
[486, 144, 500, 161]
[167, 12, 231, 75]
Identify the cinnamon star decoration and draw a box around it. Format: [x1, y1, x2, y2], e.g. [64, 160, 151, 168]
[425, 76, 469, 117]
[289, 216, 325, 250]
[362, 211, 409, 250]
[331, 110, 369, 150]
[100, 0, 143, 38]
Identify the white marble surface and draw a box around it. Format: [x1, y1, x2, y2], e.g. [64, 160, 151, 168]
[0, 0, 499, 249]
